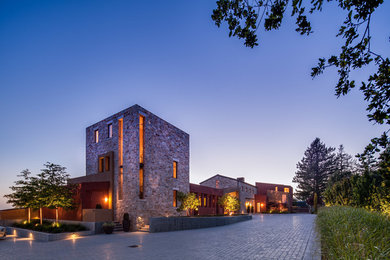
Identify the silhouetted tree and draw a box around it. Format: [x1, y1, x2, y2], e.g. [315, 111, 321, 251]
[293, 138, 335, 200]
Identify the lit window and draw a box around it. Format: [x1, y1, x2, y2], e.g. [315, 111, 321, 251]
[94, 130, 99, 143]
[173, 161, 177, 179]
[105, 156, 110, 172]
[204, 197, 207, 207]
[216, 180, 220, 188]
[107, 123, 112, 138]
[139, 115, 144, 199]
[173, 190, 177, 207]
[284, 187, 289, 193]
[275, 187, 278, 191]
[98, 157, 104, 172]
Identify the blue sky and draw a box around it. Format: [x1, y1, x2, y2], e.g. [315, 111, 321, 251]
[0, 0, 388, 209]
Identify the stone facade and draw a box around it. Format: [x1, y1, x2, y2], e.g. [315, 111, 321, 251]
[85, 104, 189, 229]
[199, 175, 257, 213]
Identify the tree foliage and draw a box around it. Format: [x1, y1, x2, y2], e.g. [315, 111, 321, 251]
[218, 194, 240, 214]
[176, 192, 201, 216]
[212, 0, 389, 160]
[292, 138, 335, 200]
[4, 162, 76, 224]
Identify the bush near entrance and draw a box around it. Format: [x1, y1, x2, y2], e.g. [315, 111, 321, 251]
[12, 219, 87, 233]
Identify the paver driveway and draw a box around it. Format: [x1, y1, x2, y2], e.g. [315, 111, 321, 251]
[0, 214, 320, 260]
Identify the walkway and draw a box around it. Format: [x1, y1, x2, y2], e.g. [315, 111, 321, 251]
[0, 214, 320, 260]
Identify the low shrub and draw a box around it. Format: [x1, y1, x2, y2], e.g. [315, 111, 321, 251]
[13, 219, 87, 233]
[317, 206, 390, 259]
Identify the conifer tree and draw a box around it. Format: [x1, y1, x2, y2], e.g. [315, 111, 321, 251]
[293, 138, 335, 200]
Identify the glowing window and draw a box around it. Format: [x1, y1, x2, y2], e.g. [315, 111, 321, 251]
[98, 157, 104, 172]
[216, 180, 220, 188]
[139, 168, 144, 199]
[94, 130, 99, 143]
[107, 123, 113, 138]
[275, 187, 278, 191]
[173, 161, 177, 179]
[284, 188, 289, 193]
[139, 115, 144, 163]
[173, 190, 177, 207]
[204, 197, 207, 207]
[105, 156, 110, 172]
[118, 118, 123, 200]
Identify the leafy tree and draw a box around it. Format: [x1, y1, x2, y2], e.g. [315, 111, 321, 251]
[176, 192, 201, 216]
[218, 194, 240, 214]
[41, 163, 76, 223]
[293, 138, 335, 200]
[4, 170, 35, 223]
[4, 162, 76, 225]
[211, 0, 389, 161]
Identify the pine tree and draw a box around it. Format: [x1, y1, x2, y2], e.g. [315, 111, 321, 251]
[293, 138, 335, 200]
[328, 145, 354, 185]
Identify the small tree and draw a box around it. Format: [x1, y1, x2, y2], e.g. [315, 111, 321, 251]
[42, 163, 76, 223]
[177, 192, 200, 216]
[4, 169, 35, 223]
[218, 194, 240, 215]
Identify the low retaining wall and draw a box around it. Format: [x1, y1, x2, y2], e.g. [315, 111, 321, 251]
[149, 215, 252, 233]
[5, 227, 94, 242]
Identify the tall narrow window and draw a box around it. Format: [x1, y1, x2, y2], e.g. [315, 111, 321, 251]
[105, 156, 110, 172]
[275, 187, 278, 192]
[107, 123, 113, 138]
[98, 157, 104, 172]
[173, 161, 177, 179]
[139, 115, 144, 199]
[118, 119, 123, 200]
[173, 190, 177, 207]
[94, 130, 99, 143]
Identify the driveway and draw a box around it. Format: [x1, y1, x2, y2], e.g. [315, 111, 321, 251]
[0, 214, 320, 260]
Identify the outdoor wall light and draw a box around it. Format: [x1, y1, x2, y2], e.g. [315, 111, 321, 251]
[104, 197, 108, 203]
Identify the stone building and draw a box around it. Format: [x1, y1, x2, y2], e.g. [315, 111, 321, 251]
[71, 104, 189, 229]
[199, 174, 257, 214]
[255, 182, 293, 213]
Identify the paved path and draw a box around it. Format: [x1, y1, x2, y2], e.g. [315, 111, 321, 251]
[0, 214, 320, 260]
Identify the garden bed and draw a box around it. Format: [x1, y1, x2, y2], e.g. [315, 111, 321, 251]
[6, 226, 93, 242]
[12, 219, 87, 233]
[317, 206, 390, 259]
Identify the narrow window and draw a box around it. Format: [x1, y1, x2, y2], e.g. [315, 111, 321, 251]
[94, 130, 99, 143]
[173, 161, 177, 179]
[118, 118, 123, 200]
[284, 187, 289, 193]
[173, 190, 177, 207]
[216, 180, 220, 188]
[105, 156, 110, 172]
[275, 187, 278, 192]
[204, 196, 207, 207]
[98, 157, 104, 172]
[107, 123, 113, 138]
[139, 115, 144, 199]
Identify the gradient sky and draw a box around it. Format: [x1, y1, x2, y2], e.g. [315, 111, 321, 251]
[0, 0, 389, 209]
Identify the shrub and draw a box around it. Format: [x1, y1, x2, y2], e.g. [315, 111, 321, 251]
[12, 219, 87, 233]
[317, 206, 390, 259]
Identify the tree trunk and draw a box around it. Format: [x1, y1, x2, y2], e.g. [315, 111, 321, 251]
[56, 207, 58, 224]
[28, 208, 31, 223]
[39, 207, 43, 225]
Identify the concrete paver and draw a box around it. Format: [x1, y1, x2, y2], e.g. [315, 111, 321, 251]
[0, 214, 320, 260]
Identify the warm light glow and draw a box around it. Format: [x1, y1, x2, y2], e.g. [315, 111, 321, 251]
[71, 233, 78, 239]
[29, 233, 33, 239]
[284, 187, 290, 193]
[173, 161, 177, 179]
[104, 197, 108, 203]
[260, 203, 264, 207]
[23, 220, 27, 224]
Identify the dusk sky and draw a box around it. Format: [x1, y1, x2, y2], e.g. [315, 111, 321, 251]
[0, 0, 388, 209]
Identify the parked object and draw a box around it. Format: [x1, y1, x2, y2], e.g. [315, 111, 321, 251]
[0, 226, 6, 240]
[123, 213, 130, 232]
[102, 222, 115, 234]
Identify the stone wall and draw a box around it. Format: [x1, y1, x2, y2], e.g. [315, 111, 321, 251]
[85, 105, 189, 229]
[149, 215, 252, 233]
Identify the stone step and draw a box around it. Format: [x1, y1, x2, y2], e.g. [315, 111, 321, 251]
[138, 225, 149, 233]
[113, 222, 123, 232]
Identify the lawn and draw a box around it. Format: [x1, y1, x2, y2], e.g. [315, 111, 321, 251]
[317, 206, 390, 259]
